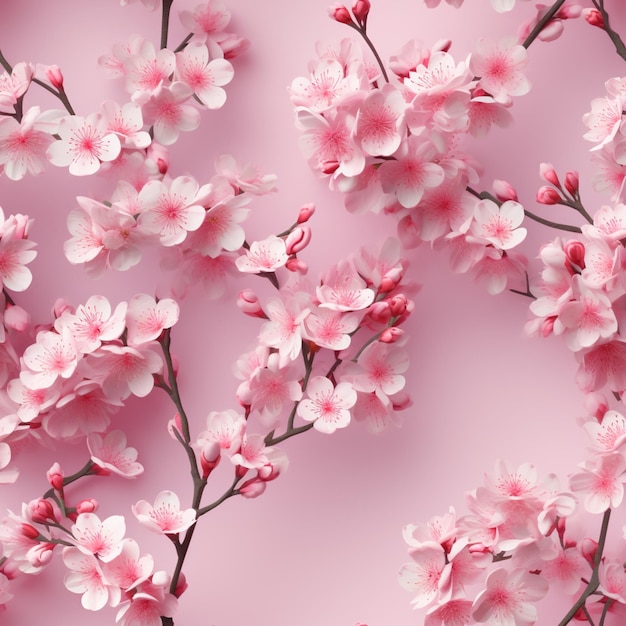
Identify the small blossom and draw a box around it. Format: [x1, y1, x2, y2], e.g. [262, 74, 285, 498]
[132, 490, 196, 535]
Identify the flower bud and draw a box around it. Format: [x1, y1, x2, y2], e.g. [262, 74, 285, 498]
[380, 327, 404, 343]
[200, 441, 221, 479]
[219, 35, 250, 60]
[237, 290, 266, 318]
[285, 258, 308, 274]
[21, 523, 40, 540]
[539, 162, 561, 188]
[76, 499, 98, 515]
[239, 477, 266, 498]
[352, 0, 370, 25]
[564, 240, 585, 274]
[168, 413, 184, 442]
[46, 463, 64, 491]
[4, 304, 30, 332]
[564, 171, 579, 196]
[28, 499, 57, 524]
[328, 3, 354, 24]
[379, 267, 403, 293]
[46, 65, 64, 90]
[367, 301, 391, 325]
[584, 392, 609, 423]
[540, 316, 556, 338]
[493, 179, 519, 202]
[580, 537, 598, 567]
[285, 225, 312, 255]
[388, 294, 408, 317]
[536, 186, 561, 205]
[583, 8, 604, 28]
[146, 142, 169, 176]
[297, 203, 315, 224]
[174, 572, 188, 598]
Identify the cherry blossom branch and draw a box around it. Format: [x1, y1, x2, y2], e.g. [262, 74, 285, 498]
[591, 0, 626, 63]
[558, 508, 611, 625]
[522, 0, 568, 48]
[160, 0, 175, 50]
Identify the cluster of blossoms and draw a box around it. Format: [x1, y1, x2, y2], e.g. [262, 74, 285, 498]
[399, 395, 626, 625]
[292, 1, 589, 296]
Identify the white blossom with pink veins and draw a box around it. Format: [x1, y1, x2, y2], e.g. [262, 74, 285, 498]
[398, 541, 446, 608]
[138, 81, 201, 146]
[230, 433, 270, 469]
[214, 154, 278, 195]
[87, 430, 144, 478]
[583, 96, 624, 149]
[54, 295, 127, 353]
[102, 538, 153, 592]
[378, 135, 445, 209]
[259, 298, 310, 367]
[553, 276, 617, 351]
[100, 100, 151, 149]
[196, 409, 246, 454]
[0, 62, 33, 112]
[0, 106, 55, 180]
[599, 560, 626, 604]
[471, 567, 548, 625]
[355, 84, 406, 157]
[71, 512, 126, 562]
[179, 0, 231, 46]
[297, 376, 356, 434]
[115, 579, 177, 626]
[303, 307, 359, 351]
[468, 199, 527, 250]
[47, 113, 122, 176]
[235, 235, 288, 273]
[317, 260, 375, 312]
[21, 327, 78, 390]
[138, 175, 209, 246]
[124, 39, 175, 94]
[63, 547, 121, 611]
[132, 490, 196, 535]
[582, 410, 626, 453]
[469, 38, 530, 103]
[0, 225, 37, 293]
[570, 452, 626, 513]
[126, 294, 179, 346]
[176, 42, 234, 109]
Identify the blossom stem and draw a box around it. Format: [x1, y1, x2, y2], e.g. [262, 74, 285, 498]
[42, 460, 94, 500]
[174, 33, 193, 54]
[31, 78, 75, 115]
[599, 598, 613, 625]
[522, 0, 568, 49]
[160, 0, 174, 50]
[358, 29, 389, 83]
[558, 508, 611, 625]
[592, 0, 626, 63]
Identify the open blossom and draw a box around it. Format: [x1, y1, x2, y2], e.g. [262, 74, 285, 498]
[468, 199, 527, 250]
[47, 113, 121, 176]
[126, 294, 179, 345]
[87, 430, 144, 478]
[470, 38, 530, 102]
[235, 235, 288, 273]
[71, 513, 126, 562]
[258, 298, 310, 367]
[21, 327, 78, 390]
[297, 376, 357, 434]
[132, 490, 196, 535]
[570, 452, 626, 513]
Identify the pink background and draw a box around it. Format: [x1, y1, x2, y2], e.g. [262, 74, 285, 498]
[2, 1, 626, 624]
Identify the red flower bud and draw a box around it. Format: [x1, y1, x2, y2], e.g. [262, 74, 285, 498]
[564, 171, 579, 196]
[583, 8, 604, 28]
[539, 162, 560, 188]
[328, 3, 353, 25]
[297, 203, 315, 224]
[536, 186, 561, 205]
[352, 0, 370, 25]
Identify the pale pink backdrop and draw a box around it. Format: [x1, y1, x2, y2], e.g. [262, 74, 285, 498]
[1, 1, 626, 625]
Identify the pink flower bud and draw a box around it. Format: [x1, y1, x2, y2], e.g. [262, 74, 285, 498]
[564, 240, 585, 273]
[174, 572, 188, 598]
[237, 289, 266, 318]
[352, 0, 370, 24]
[536, 186, 561, 205]
[52, 298, 74, 319]
[564, 171, 579, 196]
[380, 327, 404, 343]
[391, 392, 412, 411]
[4, 304, 30, 332]
[580, 538, 598, 567]
[583, 8, 604, 28]
[557, 4, 582, 19]
[297, 203, 315, 224]
[46, 65, 64, 90]
[28, 499, 57, 524]
[219, 35, 250, 60]
[147, 142, 169, 176]
[285, 258, 308, 274]
[285, 225, 312, 255]
[168, 413, 184, 442]
[539, 162, 561, 188]
[584, 392, 609, 422]
[367, 301, 391, 324]
[46, 463, 64, 491]
[200, 441, 221, 478]
[3, 213, 32, 240]
[388, 294, 408, 317]
[21, 523, 40, 540]
[239, 477, 267, 498]
[493, 179, 519, 202]
[76, 499, 98, 515]
[328, 3, 354, 24]
[540, 316, 556, 338]
[379, 267, 403, 293]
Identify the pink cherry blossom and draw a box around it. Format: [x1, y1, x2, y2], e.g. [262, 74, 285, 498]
[138, 176, 209, 246]
[196, 409, 246, 454]
[297, 376, 357, 434]
[583, 410, 626, 453]
[303, 307, 359, 350]
[468, 199, 527, 250]
[570, 452, 626, 513]
[471, 567, 548, 625]
[126, 294, 179, 345]
[0, 106, 55, 180]
[124, 40, 175, 94]
[179, 0, 231, 48]
[542, 549, 587, 594]
[54, 295, 127, 353]
[350, 341, 409, 401]
[176, 42, 234, 109]
[71, 512, 126, 562]
[470, 38, 530, 102]
[599, 560, 626, 603]
[21, 328, 78, 390]
[377, 135, 445, 208]
[115, 581, 177, 626]
[139, 82, 200, 146]
[102, 538, 153, 591]
[424, 597, 474, 626]
[100, 100, 151, 149]
[230, 433, 270, 469]
[0, 442, 18, 484]
[0, 223, 37, 293]
[132, 490, 196, 535]
[235, 235, 288, 273]
[355, 84, 405, 156]
[398, 541, 446, 608]
[87, 430, 144, 478]
[213, 154, 278, 195]
[317, 260, 375, 312]
[583, 96, 624, 148]
[576, 339, 626, 393]
[63, 547, 121, 611]
[47, 113, 122, 176]
[0, 62, 33, 112]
